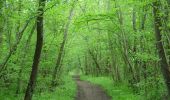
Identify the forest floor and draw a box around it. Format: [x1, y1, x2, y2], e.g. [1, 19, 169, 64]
[73, 76, 111, 100]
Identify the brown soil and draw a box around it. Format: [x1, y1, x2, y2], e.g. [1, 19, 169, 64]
[73, 76, 111, 100]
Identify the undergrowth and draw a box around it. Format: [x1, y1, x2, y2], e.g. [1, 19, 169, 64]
[0, 76, 77, 100]
[33, 76, 77, 100]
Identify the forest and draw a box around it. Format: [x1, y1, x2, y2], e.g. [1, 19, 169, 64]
[0, 0, 170, 100]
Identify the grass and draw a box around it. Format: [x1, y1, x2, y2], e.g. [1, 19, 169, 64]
[33, 76, 77, 100]
[81, 75, 142, 100]
[0, 76, 77, 100]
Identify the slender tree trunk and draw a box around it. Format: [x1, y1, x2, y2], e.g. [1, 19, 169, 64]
[114, 0, 136, 82]
[163, 0, 170, 65]
[106, 0, 120, 82]
[0, 19, 31, 73]
[88, 49, 101, 76]
[16, 24, 36, 95]
[132, 8, 140, 81]
[16, 0, 22, 41]
[51, 1, 76, 87]
[0, 1, 4, 45]
[84, 54, 88, 75]
[153, 1, 170, 97]
[140, 5, 148, 97]
[132, 8, 140, 93]
[24, 0, 45, 100]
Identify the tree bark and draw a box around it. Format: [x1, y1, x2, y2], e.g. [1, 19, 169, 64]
[153, 0, 170, 97]
[51, 1, 76, 87]
[24, 0, 45, 100]
[16, 24, 36, 95]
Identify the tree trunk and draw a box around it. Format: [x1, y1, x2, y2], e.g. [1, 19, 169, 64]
[88, 49, 101, 76]
[51, 1, 75, 87]
[153, 0, 170, 97]
[24, 0, 45, 100]
[16, 0, 22, 41]
[114, 0, 136, 85]
[0, 1, 4, 45]
[16, 24, 36, 95]
[163, 0, 170, 65]
[0, 19, 31, 73]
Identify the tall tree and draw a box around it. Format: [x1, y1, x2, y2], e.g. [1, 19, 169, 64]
[24, 0, 45, 100]
[51, 1, 76, 87]
[16, 24, 36, 95]
[153, 0, 170, 97]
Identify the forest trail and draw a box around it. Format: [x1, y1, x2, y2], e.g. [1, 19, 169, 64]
[73, 76, 111, 100]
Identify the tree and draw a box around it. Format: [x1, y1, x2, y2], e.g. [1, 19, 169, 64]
[153, 0, 170, 97]
[51, 0, 76, 87]
[16, 24, 36, 95]
[24, 0, 45, 100]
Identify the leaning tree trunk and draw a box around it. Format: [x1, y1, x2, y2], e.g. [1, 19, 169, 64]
[24, 0, 45, 100]
[16, 24, 36, 95]
[0, 18, 31, 73]
[51, 1, 75, 87]
[153, 0, 170, 98]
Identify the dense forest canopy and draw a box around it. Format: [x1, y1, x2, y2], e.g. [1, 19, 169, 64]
[1, 0, 170, 100]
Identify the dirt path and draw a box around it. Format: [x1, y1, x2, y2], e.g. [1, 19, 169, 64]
[73, 76, 111, 100]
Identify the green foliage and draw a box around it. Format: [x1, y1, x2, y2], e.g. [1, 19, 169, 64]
[0, 0, 170, 99]
[0, 76, 76, 100]
[33, 76, 77, 100]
